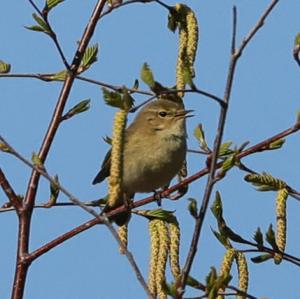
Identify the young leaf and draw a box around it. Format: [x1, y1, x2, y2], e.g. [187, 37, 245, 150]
[253, 227, 264, 247]
[145, 208, 177, 223]
[49, 69, 68, 81]
[32, 152, 44, 169]
[187, 198, 198, 218]
[295, 33, 300, 46]
[103, 135, 112, 145]
[167, 10, 178, 32]
[211, 228, 229, 247]
[251, 254, 272, 264]
[268, 138, 285, 150]
[46, 0, 65, 11]
[266, 224, 278, 251]
[211, 191, 223, 221]
[102, 88, 122, 108]
[193, 124, 210, 152]
[25, 13, 51, 34]
[0, 60, 11, 73]
[78, 44, 99, 73]
[62, 99, 91, 121]
[219, 141, 233, 156]
[140, 63, 155, 88]
[0, 142, 12, 153]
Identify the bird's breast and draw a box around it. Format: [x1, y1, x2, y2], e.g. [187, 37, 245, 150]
[122, 134, 186, 193]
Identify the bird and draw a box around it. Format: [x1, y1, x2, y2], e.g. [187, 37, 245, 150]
[92, 99, 192, 225]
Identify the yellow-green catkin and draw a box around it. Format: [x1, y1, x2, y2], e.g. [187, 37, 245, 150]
[118, 224, 128, 255]
[156, 220, 170, 299]
[176, 18, 188, 97]
[186, 7, 199, 78]
[217, 248, 236, 299]
[108, 110, 127, 208]
[169, 221, 181, 280]
[236, 252, 249, 299]
[148, 220, 160, 298]
[274, 188, 289, 264]
[175, 4, 199, 97]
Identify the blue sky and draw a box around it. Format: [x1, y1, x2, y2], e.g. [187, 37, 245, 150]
[1, 1, 300, 298]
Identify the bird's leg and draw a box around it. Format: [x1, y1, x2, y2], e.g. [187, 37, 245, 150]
[153, 189, 164, 207]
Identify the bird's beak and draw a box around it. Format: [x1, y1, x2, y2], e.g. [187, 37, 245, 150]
[176, 109, 194, 119]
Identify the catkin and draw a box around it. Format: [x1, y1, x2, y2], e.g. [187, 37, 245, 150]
[217, 248, 236, 299]
[118, 224, 128, 255]
[274, 188, 289, 264]
[148, 220, 160, 298]
[108, 110, 127, 208]
[155, 220, 170, 299]
[175, 3, 199, 97]
[169, 221, 181, 280]
[236, 252, 249, 299]
[186, 8, 198, 78]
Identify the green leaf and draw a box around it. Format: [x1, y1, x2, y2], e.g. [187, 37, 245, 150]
[205, 267, 217, 289]
[103, 135, 112, 145]
[46, 0, 65, 11]
[102, 88, 122, 108]
[268, 139, 285, 150]
[266, 224, 278, 251]
[132, 79, 139, 90]
[62, 99, 91, 121]
[186, 276, 201, 288]
[211, 228, 229, 247]
[47, 175, 60, 207]
[25, 25, 46, 33]
[145, 208, 177, 223]
[167, 10, 178, 32]
[26, 13, 51, 34]
[219, 141, 234, 156]
[187, 198, 198, 219]
[253, 227, 264, 247]
[220, 154, 236, 174]
[211, 191, 223, 221]
[0, 60, 11, 73]
[162, 282, 177, 297]
[251, 254, 272, 264]
[32, 152, 44, 168]
[78, 44, 99, 73]
[122, 88, 135, 111]
[49, 69, 68, 81]
[140, 63, 155, 88]
[295, 33, 300, 46]
[0, 142, 12, 153]
[193, 124, 210, 152]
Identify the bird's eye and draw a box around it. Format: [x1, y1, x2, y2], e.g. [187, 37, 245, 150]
[159, 111, 167, 117]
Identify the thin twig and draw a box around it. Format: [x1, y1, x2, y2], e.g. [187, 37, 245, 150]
[27, 0, 70, 69]
[178, 1, 280, 297]
[0, 73, 223, 104]
[11, 1, 108, 299]
[7, 117, 299, 268]
[0, 135, 153, 299]
[0, 168, 21, 211]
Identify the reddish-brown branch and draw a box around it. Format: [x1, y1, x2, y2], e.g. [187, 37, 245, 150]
[177, 1, 279, 296]
[24, 120, 300, 262]
[11, 1, 107, 299]
[0, 168, 21, 211]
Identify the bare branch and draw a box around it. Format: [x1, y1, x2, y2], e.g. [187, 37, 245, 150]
[0, 168, 21, 211]
[178, 1, 280, 296]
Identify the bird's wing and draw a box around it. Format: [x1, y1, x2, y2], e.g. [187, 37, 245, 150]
[92, 149, 111, 184]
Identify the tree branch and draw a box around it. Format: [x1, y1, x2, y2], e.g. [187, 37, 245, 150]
[177, 1, 280, 296]
[0, 168, 21, 211]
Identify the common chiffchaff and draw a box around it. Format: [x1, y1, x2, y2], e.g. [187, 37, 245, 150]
[93, 99, 192, 225]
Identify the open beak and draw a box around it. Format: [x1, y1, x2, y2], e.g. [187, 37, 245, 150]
[176, 109, 194, 119]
